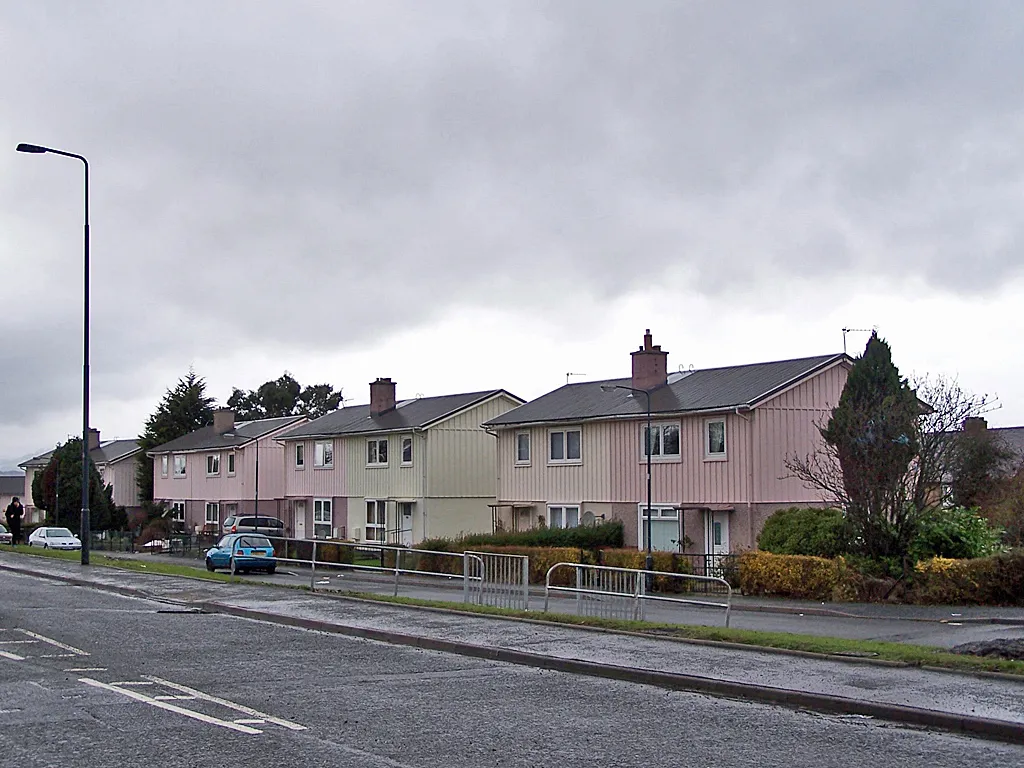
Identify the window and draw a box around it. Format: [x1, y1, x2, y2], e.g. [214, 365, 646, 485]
[206, 454, 220, 476]
[295, 443, 305, 469]
[706, 419, 727, 459]
[205, 502, 220, 525]
[515, 432, 531, 464]
[367, 438, 388, 466]
[314, 440, 333, 468]
[224, 503, 237, 518]
[548, 428, 582, 463]
[548, 505, 580, 529]
[173, 455, 186, 477]
[401, 436, 413, 465]
[170, 501, 185, 524]
[160, 455, 169, 478]
[366, 500, 386, 541]
[313, 499, 332, 539]
[643, 423, 681, 459]
[227, 452, 236, 475]
[639, 505, 681, 551]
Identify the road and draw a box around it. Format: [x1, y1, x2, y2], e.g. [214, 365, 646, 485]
[2, 569, 1023, 767]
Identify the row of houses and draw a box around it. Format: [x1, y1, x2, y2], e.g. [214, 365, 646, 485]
[16, 330, 1021, 554]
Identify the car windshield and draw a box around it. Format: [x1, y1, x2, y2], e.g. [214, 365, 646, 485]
[0, 524, 8, 533]
[216, 535, 238, 548]
[47, 528, 74, 537]
[237, 536, 272, 549]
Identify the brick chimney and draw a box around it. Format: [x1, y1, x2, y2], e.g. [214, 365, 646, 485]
[631, 329, 668, 391]
[963, 417, 988, 436]
[87, 428, 101, 451]
[213, 408, 235, 435]
[370, 378, 397, 417]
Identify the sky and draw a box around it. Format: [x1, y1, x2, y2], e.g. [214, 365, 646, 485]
[2, 1, 1023, 468]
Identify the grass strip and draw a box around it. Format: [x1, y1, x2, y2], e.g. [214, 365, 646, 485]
[5, 544, 1022, 676]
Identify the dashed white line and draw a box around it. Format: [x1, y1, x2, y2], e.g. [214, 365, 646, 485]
[0, 651, 25, 661]
[65, 667, 107, 672]
[153, 695, 196, 701]
[79, 679, 263, 735]
[109, 681, 154, 687]
[142, 676, 307, 731]
[0, 640, 38, 645]
[15, 629, 88, 656]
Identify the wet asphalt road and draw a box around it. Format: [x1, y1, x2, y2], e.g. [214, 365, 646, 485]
[2, 570, 1023, 768]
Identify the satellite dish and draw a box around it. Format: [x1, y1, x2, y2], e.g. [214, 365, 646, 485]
[581, 511, 595, 527]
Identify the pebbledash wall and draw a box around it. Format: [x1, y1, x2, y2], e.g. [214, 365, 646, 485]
[495, 361, 848, 552]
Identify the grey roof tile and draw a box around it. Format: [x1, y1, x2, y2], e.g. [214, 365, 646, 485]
[485, 354, 847, 427]
[280, 390, 519, 439]
[19, 439, 140, 469]
[0, 475, 24, 495]
[149, 416, 305, 454]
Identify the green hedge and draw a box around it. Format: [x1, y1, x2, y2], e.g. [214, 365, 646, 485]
[419, 521, 624, 552]
[757, 507, 848, 558]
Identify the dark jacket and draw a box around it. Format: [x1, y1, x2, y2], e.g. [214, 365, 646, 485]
[4, 502, 24, 528]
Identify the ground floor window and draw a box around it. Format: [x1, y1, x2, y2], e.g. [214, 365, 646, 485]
[205, 502, 220, 527]
[547, 505, 580, 529]
[170, 501, 185, 528]
[638, 505, 680, 551]
[313, 499, 332, 539]
[366, 500, 386, 542]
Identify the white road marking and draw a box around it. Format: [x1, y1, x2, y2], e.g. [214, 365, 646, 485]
[0, 651, 25, 661]
[142, 676, 307, 731]
[153, 695, 197, 701]
[65, 667, 107, 672]
[233, 719, 267, 725]
[0, 640, 39, 645]
[39, 653, 79, 658]
[109, 681, 154, 687]
[16, 629, 88, 656]
[79, 679, 263, 735]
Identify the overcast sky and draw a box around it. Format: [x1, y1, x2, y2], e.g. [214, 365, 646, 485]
[2, 1, 1023, 467]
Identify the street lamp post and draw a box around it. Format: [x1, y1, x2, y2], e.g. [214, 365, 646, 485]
[602, 384, 653, 579]
[17, 143, 91, 565]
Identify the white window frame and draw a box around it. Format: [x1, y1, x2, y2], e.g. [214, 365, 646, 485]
[160, 455, 169, 478]
[642, 422, 681, 461]
[314, 440, 334, 469]
[173, 455, 186, 478]
[206, 453, 220, 476]
[705, 418, 727, 460]
[366, 499, 387, 542]
[637, 505, 681, 549]
[515, 432, 531, 465]
[170, 501, 185, 524]
[313, 498, 333, 539]
[547, 504, 581, 529]
[548, 427, 582, 465]
[401, 436, 413, 466]
[227, 451, 236, 476]
[295, 443, 305, 469]
[205, 502, 220, 526]
[367, 438, 389, 467]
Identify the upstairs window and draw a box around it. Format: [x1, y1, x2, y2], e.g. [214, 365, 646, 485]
[367, 438, 389, 466]
[160, 455, 169, 478]
[515, 432, 531, 464]
[549, 428, 582, 464]
[206, 454, 220, 476]
[705, 419, 727, 459]
[173, 455, 186, 477]
[314, 440, 334, 468]
[227, 452, 236, 475]
[295, 443, 305, 468]
[401, 436, 413, 465]
[643, 423, 681, 459]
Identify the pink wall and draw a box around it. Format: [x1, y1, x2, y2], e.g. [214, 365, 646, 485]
[282, 438, 345, 498]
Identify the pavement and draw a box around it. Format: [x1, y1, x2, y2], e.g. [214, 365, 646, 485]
[3, 549, 1024, 745]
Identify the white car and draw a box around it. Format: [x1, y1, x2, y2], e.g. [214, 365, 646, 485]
[28, 527, 82, 551]
[0, 523, 12, 545]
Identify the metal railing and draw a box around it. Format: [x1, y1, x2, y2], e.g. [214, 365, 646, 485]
[464, 550, 530, 610]
[88, 531, 135, 553]
[544, 562, 733, 626]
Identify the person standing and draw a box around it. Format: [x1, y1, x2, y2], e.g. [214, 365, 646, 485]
[5, 497, 25, 545]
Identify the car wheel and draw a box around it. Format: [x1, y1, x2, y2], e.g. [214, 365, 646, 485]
[266, 565, 276, 575]
[206, 559, 216, 572]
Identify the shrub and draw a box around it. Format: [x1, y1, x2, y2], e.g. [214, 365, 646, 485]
[910, 551, 1024, 605]
[426, 521, 624, 550]
[757, 507, 848, 558]
[738, 551, 842, 600]
[910, 506, 1004, 561]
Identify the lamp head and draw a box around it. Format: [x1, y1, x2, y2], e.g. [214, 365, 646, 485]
[16, 143, 48, 154]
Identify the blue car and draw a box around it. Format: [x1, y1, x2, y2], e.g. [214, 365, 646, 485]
[205, 533, 277, 574]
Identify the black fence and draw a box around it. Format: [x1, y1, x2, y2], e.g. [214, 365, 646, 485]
[88, 531, 135, 553]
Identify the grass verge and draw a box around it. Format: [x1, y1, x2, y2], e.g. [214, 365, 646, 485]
[4, 545, 1022, 676]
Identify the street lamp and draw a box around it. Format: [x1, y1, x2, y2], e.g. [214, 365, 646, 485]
[602, 383, 653, 579]
[17, 143, 92, 565]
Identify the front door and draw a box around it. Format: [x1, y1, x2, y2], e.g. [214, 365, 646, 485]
[398, 502, 414, 547]
[293, 501, 306, 539]
[711, 511, 730, 555]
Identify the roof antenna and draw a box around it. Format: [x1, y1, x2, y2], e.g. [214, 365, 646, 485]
[841, 327, 874, 355]
[566, 372, 586, 385]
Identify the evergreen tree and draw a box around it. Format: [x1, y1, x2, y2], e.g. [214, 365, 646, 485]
[136, 370, 216, 506]
[228, 372, 342, 421]
[821, 332, 921, 559]
[31, 438, 122, 533]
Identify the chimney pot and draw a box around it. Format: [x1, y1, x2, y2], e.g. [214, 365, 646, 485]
[963, 416, 988, 436]
[214, 408, 235, 435]
[87, 428, 101, 451]
[631, 329, 669, 391]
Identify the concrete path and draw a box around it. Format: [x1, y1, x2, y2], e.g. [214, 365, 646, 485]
[3, 550, 1023, 744]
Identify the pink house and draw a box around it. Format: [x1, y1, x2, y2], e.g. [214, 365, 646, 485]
[149, 410, 306, 534]
[19, 429, 142, 524]
[483, 331, 852, 555]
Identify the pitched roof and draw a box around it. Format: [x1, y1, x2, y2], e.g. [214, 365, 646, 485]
[0, 475, 24, 496]
[485, 354, 848, 428]
[991, 427, 1024, 466]
[148, 416, 306, 454]
[280, 390, 520, 439]
[19, 439, 141, 469]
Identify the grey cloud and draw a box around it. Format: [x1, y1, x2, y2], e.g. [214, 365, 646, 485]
[3, 0, 1024, 451]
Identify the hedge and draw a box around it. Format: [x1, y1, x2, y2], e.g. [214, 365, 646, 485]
[420, 521, 624, 551]
[910, 551, 1024, 605]
[738, 551, 843, 600]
